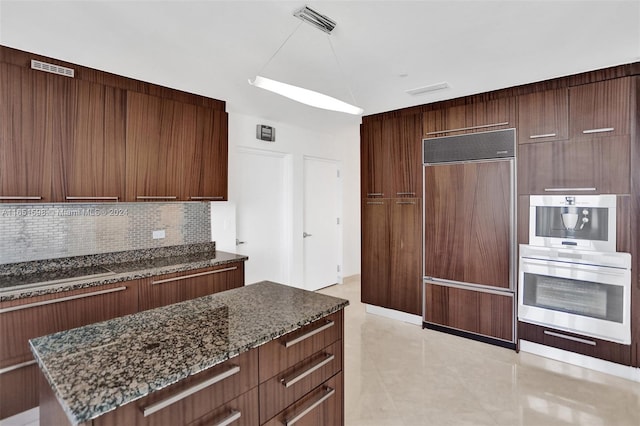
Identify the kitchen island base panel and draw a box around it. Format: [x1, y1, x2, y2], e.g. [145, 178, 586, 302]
[40, 372, 72, 426]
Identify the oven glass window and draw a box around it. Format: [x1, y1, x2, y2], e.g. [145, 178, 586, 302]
[535, 206, 608, 241]
[522, 273, 623, 323]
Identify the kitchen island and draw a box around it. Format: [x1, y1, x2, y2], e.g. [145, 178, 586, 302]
[30, 281, 348, 426]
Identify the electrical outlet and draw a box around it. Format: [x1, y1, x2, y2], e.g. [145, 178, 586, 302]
[152, 230, 166, 239]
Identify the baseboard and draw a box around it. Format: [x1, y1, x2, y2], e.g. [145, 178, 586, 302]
[365, 304, 422, 325]
[520, 339, 640, 383]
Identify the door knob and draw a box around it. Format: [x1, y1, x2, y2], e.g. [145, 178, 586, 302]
[303, 232, 312, 238]
[236, 239, 246, 245]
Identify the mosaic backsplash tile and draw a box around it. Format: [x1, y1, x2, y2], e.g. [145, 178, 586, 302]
[0, 202, 211, 264]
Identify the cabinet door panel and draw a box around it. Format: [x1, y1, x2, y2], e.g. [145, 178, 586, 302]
[569, 78, 631, 139]
[424, 161, 511, 289]
[423, 98, 515, 139]
[517, 135, 630, 195]
[360, 199, 390, 307]
[518, 88, 569, 144]
[389, 199, 422, 315]
[62, 80, 126, 200]
[0, 363, 38, 419]
[360, 121, 388, 197]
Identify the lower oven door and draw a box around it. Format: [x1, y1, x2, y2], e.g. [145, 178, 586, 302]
[518, 251, 631, 344]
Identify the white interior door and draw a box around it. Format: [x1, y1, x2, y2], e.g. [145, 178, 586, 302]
[303, 156, 341, 291]
[234, 148, 290, 285]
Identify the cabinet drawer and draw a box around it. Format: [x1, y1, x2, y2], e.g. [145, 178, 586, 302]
[93, 350, 258, 426]
[187, 387, 258, 426]
[0, 281, 138, 366]
[263, 372, 343, 426]
[259, 341, 342, 423]
[518, 321, 632, 366]
[258, 311, 342, 383]
[0, 362, 38, 419]
[139, 262, 244, 311]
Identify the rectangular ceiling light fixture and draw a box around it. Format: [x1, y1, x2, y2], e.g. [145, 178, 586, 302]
[293, 5, 336, 34]
[406, 82, 449, 96]
[31, 60, 75, 78]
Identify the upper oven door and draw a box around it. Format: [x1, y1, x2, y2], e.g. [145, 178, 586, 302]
[518, 247, 631, 344]
[529, 195, 617, 252]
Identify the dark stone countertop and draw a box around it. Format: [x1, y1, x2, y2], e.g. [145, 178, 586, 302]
[30, 281, 349, 425]
[0, 243, 248, 302]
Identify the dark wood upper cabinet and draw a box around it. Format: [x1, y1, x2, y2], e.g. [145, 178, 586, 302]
[423, 98, 516, 139]
[61, 80, 126, 201]
[569, 77, 631, 139]
[385, 114, 423, 197]
[517, 88, 569, 144]
[360, 120, 388, 198]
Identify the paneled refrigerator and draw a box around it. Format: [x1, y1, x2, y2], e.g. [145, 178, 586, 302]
[422, 129, 516, 347]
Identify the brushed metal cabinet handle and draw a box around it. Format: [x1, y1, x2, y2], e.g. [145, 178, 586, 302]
[0, 196, 42, 200]
[0, 360, 37, 375]
[396, 192, 415, 196]
[66, 196, 119, 201]
[366, 193, 384, 197]
[190, 196, 224, 200]
[285, 386, 336, 426]
[151, 267, 238, 285]
[214, 410, 241, 426]
[136, 196, 178, 200]
[396, 201, 416, 205]
[529, 133, 557, 139]
[366, 201, 385, 205]
[543, 187, 597, 192]
[283, 320, 335, 348]
[280, 353, 335, 388]
[142, 365, 240, 417]
[582, 127, 614, 134]
[0, 286, 128, 314]
[544, 330, 597, 346]
[425, 121, 509, 135]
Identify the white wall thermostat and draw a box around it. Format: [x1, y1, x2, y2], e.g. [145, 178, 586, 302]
[256, 124, 275, 142]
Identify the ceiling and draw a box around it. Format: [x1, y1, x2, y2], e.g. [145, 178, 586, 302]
[1, 1, 638, 134]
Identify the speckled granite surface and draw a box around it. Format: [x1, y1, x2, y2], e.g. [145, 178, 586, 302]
[0, 243, 248, 301]
[30, 281, 349, 425]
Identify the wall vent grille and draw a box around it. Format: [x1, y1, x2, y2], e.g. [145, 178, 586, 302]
[31, 59, 75, 78]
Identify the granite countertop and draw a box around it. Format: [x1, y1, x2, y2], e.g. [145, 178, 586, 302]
[0, 243, 248, 301]
[30, 281, 349, 425]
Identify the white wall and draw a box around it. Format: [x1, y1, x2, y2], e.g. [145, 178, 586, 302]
[227, 112, 361, 286]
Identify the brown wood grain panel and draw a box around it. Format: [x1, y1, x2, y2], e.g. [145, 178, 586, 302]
[138, 262, 244, 311]
[423, 98, 514, 138]
[39, 371, 73, 426]
[0, 281, 139, 366]
[631, 75, 640, 367]
[360, 199, 390, 307]
[258, 311, 342, 383]
[517, 195, 530, 246]
[187, 387, 259, 426]
[425, 284, 513, 341]
[424, 161, 511, 288]
[517, 135, 630, 195]
[259, 342, 342, 423]
[385, 114, 423, 196]
[518, 88, 569, 144]
[569, 77, 631, 138]
[389, 199, 422, 315]
[360, 121, 387, 197]
[91, 350, 258, 426]
[518, 321, 632, 366]
[616, 195, 631, 253]
[0, 363, 38, 419]
[62, 79, 126, 200]
[263, 372, 343, 426]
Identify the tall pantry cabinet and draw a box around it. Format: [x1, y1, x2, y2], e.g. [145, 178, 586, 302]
[360, 114, 422, 316]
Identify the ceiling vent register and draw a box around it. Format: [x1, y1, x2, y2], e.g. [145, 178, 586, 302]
[31, 59, 75, 78]
[293, 5, 337, 34]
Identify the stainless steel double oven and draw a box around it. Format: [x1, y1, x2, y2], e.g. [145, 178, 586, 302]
[518, 195, 631, 344]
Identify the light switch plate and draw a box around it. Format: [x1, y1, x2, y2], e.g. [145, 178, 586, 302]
[152, 230, 166, 239]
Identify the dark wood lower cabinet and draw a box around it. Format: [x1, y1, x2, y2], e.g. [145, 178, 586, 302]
[425, 282, 514, 343]
[518, 321, 632, 366]
[0, 363, 38, 419]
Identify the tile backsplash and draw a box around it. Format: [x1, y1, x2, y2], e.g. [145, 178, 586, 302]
[0, 202, 211, 264]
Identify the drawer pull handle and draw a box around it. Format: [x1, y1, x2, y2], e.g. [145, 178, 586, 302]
[281, 353, 335, 388]
[425, 121, 509, 135]
[544, 187, 596, 192]
[136, 196, 178, 200]
[366, 201, 384, 205]
[65, 196, 119, 201]
[366, 193, 384, 197]
[544, 330, 596, 346]
[528, 133, 557, 139]
[0, 196, 42, 200]
[142, 365, 240, 417]
[214, 410, 241, 426]
[582, 127, 614, 134]
[190, 196, 224, 200]
[0, 360, 37, 375]
[396, 192, 415, 196]
[0, 287, 128, 314]
[285, 386, 335, 426]
[396, 201, 416, 205]
[151, 267, 238, 285]
[283, 320, 335, 348]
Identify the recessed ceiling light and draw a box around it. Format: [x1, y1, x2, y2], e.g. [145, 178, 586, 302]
[405, 82, 450, 96]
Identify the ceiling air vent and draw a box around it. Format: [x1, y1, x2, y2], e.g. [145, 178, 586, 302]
[406, 82, 449, 96]
[31, 60, 75, 78]
[293, 5, 336, 34]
